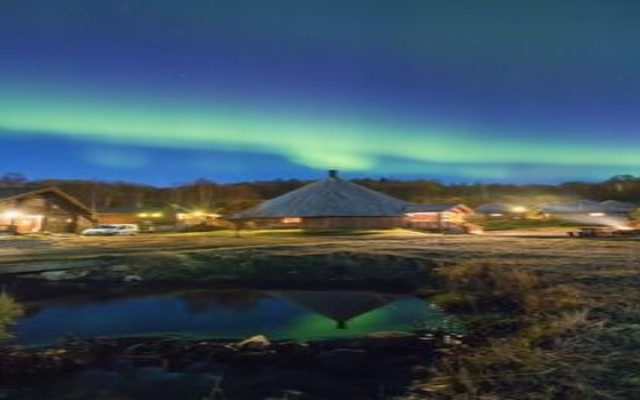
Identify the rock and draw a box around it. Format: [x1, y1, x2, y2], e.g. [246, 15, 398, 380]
[269, 390, 305, 400]
[231, 350, 278, 365]
[206, 344, 237, 361]
[235, 334, 270, 350]
[123, 274, 143, 282]
[41, 270, 88, 281]
[316, 348, 369, 374]
[274, 342, 316, 359]
[108, 264, 130, 272]
[182, 360, 212, 373]
[359, 331, 421, 350]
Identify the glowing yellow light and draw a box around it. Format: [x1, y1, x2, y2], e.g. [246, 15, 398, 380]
[138, 213, 149, 217]
[3, 210, 21, 219]
[151, 212, 163, 218]
[511, 206, 527, 213]
[192, 211, 204, 217]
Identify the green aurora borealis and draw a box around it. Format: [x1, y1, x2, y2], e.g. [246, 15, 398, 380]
[2, 0, 640, 184]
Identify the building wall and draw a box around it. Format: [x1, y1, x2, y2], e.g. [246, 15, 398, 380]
[403, 211, 468, 230]
[302, 216, 403, 229]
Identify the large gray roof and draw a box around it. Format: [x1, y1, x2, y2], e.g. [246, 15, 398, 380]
[540, 199, 605, 213]
[231, 177, 408, 218]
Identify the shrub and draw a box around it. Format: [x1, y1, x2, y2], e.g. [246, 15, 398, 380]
[0, 291, 24, 340]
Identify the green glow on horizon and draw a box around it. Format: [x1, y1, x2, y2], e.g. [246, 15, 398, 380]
[2, 85, 640, 179]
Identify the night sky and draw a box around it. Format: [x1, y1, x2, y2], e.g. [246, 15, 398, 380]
[2, 0, 640, 186]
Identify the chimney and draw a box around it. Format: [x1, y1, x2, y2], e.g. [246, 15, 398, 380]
[328, 169, 339, 179]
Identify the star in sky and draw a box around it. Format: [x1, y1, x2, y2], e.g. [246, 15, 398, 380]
[1, 0, 640, 185]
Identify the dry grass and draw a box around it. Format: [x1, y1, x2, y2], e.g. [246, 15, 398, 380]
[2, 229, 639, 398]
[412, 245, 639, 400]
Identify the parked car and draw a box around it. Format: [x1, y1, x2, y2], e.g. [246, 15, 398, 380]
[81, 224, 139, 236]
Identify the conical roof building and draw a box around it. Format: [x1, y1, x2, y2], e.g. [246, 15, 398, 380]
[230, 170, 408, 229]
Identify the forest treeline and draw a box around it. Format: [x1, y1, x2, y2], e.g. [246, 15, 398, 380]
[2, 172, 640, 215]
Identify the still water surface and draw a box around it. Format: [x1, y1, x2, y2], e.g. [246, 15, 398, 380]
[11, 288, 461, 345]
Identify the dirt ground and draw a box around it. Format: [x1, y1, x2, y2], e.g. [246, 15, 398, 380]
[0, 227, 637, 267]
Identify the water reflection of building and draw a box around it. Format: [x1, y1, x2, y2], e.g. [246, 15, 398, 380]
[271, 290, 401, 329]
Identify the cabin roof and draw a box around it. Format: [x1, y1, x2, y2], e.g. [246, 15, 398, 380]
[405, 203, 473, 214]
[540, 199, 606, 213]
[231, 175, 409, 219]
[0, 186, 96, 219]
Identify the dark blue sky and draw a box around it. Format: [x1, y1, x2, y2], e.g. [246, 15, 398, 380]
[2, 0, 640, 186]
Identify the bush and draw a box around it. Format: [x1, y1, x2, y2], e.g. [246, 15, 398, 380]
[0, 291, 24, 340]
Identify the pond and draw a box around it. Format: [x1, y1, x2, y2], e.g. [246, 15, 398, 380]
[9, 286, 463, 346]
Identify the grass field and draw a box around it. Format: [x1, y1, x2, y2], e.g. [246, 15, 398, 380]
[1, 228, 638, 398]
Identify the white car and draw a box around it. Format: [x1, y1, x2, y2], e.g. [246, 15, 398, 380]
[81, 224, 140, 236]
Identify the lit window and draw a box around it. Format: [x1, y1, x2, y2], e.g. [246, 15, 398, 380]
[282, 217, 302, 224]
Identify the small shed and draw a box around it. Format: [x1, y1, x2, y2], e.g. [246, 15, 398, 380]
[403, 203, 475, 232]
[0, 187, 96, 234]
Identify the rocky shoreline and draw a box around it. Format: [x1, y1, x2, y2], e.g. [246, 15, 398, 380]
[9, 247, 440, 291]
[1, 329, 466, 400]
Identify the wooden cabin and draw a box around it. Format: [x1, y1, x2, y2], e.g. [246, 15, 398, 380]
[404, 203, 475, 232]
[0, 187, 96, 234]
[230, 170, 408, 229]
[230, 171, 475, 232]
